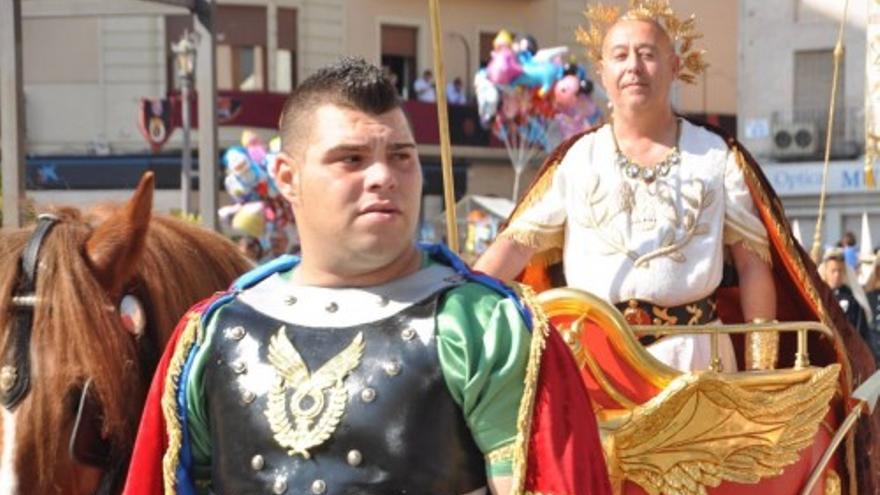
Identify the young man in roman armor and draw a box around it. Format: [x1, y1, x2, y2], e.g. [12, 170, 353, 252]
[123, 57, 611, 495]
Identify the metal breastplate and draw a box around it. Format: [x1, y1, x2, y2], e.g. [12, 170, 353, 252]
[204, 293, 487, 495]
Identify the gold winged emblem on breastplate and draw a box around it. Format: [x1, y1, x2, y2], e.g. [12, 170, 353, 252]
[265, 326, 365, 458]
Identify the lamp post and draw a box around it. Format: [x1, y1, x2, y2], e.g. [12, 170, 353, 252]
[172, 30, 198, 217]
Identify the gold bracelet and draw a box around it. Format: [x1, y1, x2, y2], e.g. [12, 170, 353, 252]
[750, 317, 778, 324]
[746, 318, 780, 370]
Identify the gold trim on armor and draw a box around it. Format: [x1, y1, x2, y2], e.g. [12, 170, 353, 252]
[485, 442, 515, 464]
[510, 284, 551, 495]
[161, 312, 203, 494]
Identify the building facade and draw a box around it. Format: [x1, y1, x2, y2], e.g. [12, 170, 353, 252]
[738, 0, 880, 250]
[3, 0, 737, 214]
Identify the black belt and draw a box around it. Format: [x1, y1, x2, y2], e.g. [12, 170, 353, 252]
[615, 295, 718, 346]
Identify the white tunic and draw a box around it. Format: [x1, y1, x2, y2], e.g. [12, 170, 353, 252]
[504, 120, 770, 372]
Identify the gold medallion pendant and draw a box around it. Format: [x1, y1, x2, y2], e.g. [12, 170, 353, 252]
[265, 327, 365, 458]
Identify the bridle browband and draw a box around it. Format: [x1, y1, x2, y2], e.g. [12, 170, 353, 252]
[1, 214, 157, 495]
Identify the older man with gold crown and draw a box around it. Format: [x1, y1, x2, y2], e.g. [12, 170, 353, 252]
[477, 1, 880, 492]
[477, 0, 776, 373]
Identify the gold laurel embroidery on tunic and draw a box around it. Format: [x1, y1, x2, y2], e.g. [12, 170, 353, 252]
[265, 326, 364, 459]
[577, 173, 714, 267]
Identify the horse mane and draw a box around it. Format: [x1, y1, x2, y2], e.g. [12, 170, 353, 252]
[0, 204, 251, 489]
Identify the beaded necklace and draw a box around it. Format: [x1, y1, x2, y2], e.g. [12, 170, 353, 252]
[612, 119, 682, 184]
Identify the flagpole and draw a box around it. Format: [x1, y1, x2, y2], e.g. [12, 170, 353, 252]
[428, 0, 459, 253]
[810, 0, 849, 262]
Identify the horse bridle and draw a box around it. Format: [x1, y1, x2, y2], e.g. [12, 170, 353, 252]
[1, 214, 157, 495]
[1, 214, 59, 409]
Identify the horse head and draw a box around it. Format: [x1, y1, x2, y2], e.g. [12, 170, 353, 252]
[0, 173, 251, 494]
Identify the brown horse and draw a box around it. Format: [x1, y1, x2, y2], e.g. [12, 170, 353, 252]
[0, 173, 251, 494]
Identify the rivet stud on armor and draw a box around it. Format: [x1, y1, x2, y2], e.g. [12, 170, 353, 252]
[347, 449, 363, 467]
[384, 361, 401, 376]
[311, 479, 327, 494]
[227, 326, 246, 340]
[360, 387, 376, 403]
[272, 477, 287, 494]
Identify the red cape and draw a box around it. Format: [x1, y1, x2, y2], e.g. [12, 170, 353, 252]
[123, 297, 218, 495]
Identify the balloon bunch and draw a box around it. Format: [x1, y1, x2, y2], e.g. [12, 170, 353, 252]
[475, 30, 601, 199]
[218, 130, 295, 244]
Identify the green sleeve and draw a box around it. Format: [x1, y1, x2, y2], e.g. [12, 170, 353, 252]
[436, 282, 531, 478]
[184, 308, 222, 485]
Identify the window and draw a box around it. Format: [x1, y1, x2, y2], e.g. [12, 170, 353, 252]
[165, 6, 268, 93]
[231, 45, 265, 90]
[277, 8, 298, 91]
[793, 49, 845, 147]
[479, 31, 497, 69]
[381, 25, 417, 99]
[216, 6, 267, 91]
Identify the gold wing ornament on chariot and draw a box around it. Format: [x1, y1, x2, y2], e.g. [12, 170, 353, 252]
[604, 364, 841, 495]
[265, 327, 365, 458]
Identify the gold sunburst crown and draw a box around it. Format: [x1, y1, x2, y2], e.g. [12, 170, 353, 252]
[576, 0, 708, 84]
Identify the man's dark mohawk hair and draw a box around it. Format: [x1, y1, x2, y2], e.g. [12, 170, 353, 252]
[298, 56, 399, 115]
[278, 57, 401, 153]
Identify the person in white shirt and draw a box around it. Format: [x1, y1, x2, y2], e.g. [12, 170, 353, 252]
[447, 77, 467, 105]
[413, 69, 436, 103]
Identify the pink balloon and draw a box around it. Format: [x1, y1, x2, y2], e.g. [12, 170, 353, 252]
[553, 75, 580, 110]
[486, 46, 523, 86]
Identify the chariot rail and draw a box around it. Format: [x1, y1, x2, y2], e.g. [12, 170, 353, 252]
[538, 288, 834, 374]
[632, 321, 832, 372]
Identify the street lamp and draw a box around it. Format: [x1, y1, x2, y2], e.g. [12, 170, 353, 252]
[171, 30, 198, 217]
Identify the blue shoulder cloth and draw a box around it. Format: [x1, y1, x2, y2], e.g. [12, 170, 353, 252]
[419, 243, 534, 331]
